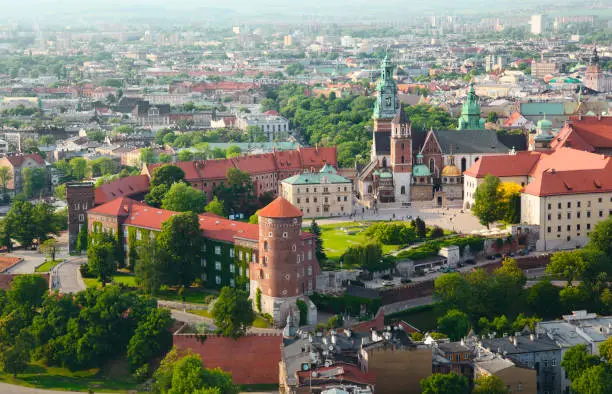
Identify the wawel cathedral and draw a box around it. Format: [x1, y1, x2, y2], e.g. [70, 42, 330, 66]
[356, 57, 526, 206]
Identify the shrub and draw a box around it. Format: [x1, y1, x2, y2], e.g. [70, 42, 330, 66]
[255, 287, 262, 313]
[430, 226, 444, 239]
[310, 293, 381, 316]
[364, 222, 417, 245]
[79, 263, 94, 278]
[133, 363, 149, 382]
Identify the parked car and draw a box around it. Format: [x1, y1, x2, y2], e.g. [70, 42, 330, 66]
[486, 255, 496, 260]
[381, 280, 393, 287]
[465, 259, 477, 265]
[401, 278, 412, 284]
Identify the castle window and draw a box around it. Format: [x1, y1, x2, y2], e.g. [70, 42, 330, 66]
[292, 244, 296, 252]
[215, 275, 221, 285]
[264, 256, 268, 264]
[401, 155, 405, 164]
[239, 250, 243, 260]
[401, 186, 406, 195]
[230, 264, 235, 273]
[308, 266, 312, 276]
[429, 159, 435, 173]
[230, 279, 235, 287]
[201, 258, 206, 267]
[215, 246, 221, 255]
[264, 241, 269, 251]
[229, 249, 235, 258]
[201, 273, 207, 281]
[215, 261, 221, 271]
[293, 218, 298, 224]
[79, 214, 84, 222]
[245, 268, 249, 277]
[308, 250, 312, 260]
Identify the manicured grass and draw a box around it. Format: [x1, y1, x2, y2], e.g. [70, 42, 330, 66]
[83, 272, 139, 289]
[0, 361, 139, 393]
[187, 309, 213, 318]
[319, 222, 401, 262]
[386, 304, 440, 332]
[35, 259, 64, 272]
[156, 287, 217, 304]
[252, 315, 271, 328]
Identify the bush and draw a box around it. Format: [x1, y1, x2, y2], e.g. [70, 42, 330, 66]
[430, 226, 444, 239]
[79, 263, 94, 278]
[262, 313, 273, 324]
[364, 222, 417, 245]
[133, 363, 149, 382]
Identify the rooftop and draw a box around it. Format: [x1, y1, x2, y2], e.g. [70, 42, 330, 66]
[257, 196, 303, 219]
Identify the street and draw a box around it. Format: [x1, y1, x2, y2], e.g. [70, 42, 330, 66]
[53, 257, 87, 293]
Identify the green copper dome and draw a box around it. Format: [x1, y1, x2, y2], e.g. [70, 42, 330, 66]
[412, 164, 431, 177]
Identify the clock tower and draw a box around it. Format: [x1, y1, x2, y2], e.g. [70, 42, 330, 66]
[373, 56, 398, 133]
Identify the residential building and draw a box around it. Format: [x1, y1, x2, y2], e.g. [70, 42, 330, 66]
[530, 14, 544, 35]
[531, 61, 556, 79]
[474, 350, 537, 394]
[235, 113, 290, 141]
[0, 153, 47, 195]
[280, 164, 352, 218]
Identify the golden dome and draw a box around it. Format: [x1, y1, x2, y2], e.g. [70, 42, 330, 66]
[441, 165, 461, 177]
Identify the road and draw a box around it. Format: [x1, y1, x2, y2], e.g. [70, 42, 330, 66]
[170, 309, 281, 335]
[0, 382, 104, 394]
[53, 257, 86, 293]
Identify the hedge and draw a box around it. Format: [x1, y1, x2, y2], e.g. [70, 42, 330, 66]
[310, 293, 381, 316]
[395, 236, 485, 261]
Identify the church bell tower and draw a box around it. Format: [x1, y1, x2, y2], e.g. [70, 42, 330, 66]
[373, 56, 398, 133]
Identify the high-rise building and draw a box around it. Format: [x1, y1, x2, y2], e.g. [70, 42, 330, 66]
[530, 14, 544, 35]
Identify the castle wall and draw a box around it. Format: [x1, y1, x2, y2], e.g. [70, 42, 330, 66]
[66, 182, 95, 252]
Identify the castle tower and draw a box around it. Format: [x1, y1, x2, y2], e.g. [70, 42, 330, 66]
[66, 182, 95, 253]
[372, 55, 398, 134]
[584, 46, 603, 92]
[251, 197, 314, 326]
[390, 105, 413, 202]
[457, 83, 485, 130]
[531, 114, 554, 151]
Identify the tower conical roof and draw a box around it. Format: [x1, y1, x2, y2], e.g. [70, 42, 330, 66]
[258, 196, 303, 218]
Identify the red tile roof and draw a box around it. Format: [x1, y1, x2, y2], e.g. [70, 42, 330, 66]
[257, 197, 303, 218]
[0, 256, 23, 272]
[2, 153, 45, 167]
[232, 154, 277, 175]
[463, 152, 542, 178]
[89, 197, 259, 242]
[196, 159, 236, 179]
[550, 124, 595, 152]
[94, 175, 150, 205]
[567, 116, 612, 149]
[349, 308, 385, 333]
[173, 334, 282, 385]
[275, 149, 303, 171]
[298, 146, 337, 168]
[503, 111, 523, 127]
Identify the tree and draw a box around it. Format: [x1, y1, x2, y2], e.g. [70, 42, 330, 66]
[69, 157, 88, 180]
[598, 336, 612, 363]
[498, 182, 522, 224]
[309, 220, 326, 262]
[561, 344, 600, 382]
[527, 279, 561, 319]
[487, 111, 499, 123]
[177, 150, 194, 161]
[54, 183, 66, 201]
[162, 182, 206, 213]
[546, 250, 586, 286]
[472, 175, 502, 228]
[22, 167, 47, 198]
[430, 226, 444, 238]
[213, 168, 256, 216]
[211, 287, 255, 339]
[8, 274, 48, 313]
[0, 166, 12, 194]
[87, 232, 118, 286]
[4, 200, 58, 248]
[414, 217, 427, 238]
[0, 333, 32, 377]
[420, 373, 469, 394]
[76, 224, 88, 253]
[248, 211, 259, 224]
[225, 145, 241, 158]
[140, 147, 157, 165]
[473, 375, 506, 394]
[135, 238, 167, 294]
[150, 165, 186, 188]
[127, 308, 173, 371]
[588, 217, 612, 257]
[145, 184, 169, 208]
[159, 153, 172, 163]
[572, 364, 612, 394]
[437, 309, 470, 341]
[39, 238, 58, 261]
[157, 212, 204, 287]
[204, 196, 225, 217]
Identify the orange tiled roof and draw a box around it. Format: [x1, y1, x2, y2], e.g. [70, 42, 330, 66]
[0, 256, 23, 272]
[298, 146, 337, 168]
[463, 151, 542, 178]
[232, 154, 277, 175]
[257, 197, 303, 218]
[173, 334, 282, 384]
[2, 153, 45, 167]
[94, 175, 150, 205]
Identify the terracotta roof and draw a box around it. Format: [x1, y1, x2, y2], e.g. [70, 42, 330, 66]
[94, 175, 150, 205]
[88, 196, 135, 217]
[557, 116, 612, 150]
[2, 153, 45, 167]
[196, 159, 236, 179]
[550, 124, 595, 152]
[258, 197, 303, 219]
[275, 149, 303, 171]
[232, 154, 277, 175]
[173, 334, 282, 384]
[503, 111, 523, 127]
[147, 162, 200, 182]
[198, 212, 259, 243]
[464, 151, 542, 178]
[298, 146, 337, 168]
[350, 308, 385, 333]
[0, 256, 23, 272]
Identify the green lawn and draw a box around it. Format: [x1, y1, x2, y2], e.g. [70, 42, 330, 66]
[241, 383, 279, 392]
[0, 361, 139, 393]
[252, 315, 271, 328]
[320, 222, 401, 262]
[35, 259, 64, 273]
[83, 272, 139, 289]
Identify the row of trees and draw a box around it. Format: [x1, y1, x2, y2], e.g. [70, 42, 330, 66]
[0, 200, 61, 250]
[421, 373, 507, 394]
[561, 339, 612, 394]
[472, 175, 521, 228]
[0, 278, 172, 376]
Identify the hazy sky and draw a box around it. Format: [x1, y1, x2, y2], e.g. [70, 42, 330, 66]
[0, 0, 569, 23]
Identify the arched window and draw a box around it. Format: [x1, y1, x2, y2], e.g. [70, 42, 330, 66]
[401, 143, 404, 150]
[474, 157, 480, 162]
[429, 158, 435, 174]
[461, 158, 467, 172]
[400, 186, 406, 195]
[401, 155, 405, 164]
[264, 240, 269, 251]
[382, 157, 387, 168]
[367, 185, 373, 194]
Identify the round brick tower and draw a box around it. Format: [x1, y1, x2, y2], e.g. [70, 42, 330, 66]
[251, 196, 305, 326]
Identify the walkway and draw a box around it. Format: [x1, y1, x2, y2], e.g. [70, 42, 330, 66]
[0, 382, 107, 394]
[170, 309, 281, 335]
[53, 256, 86, 293]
